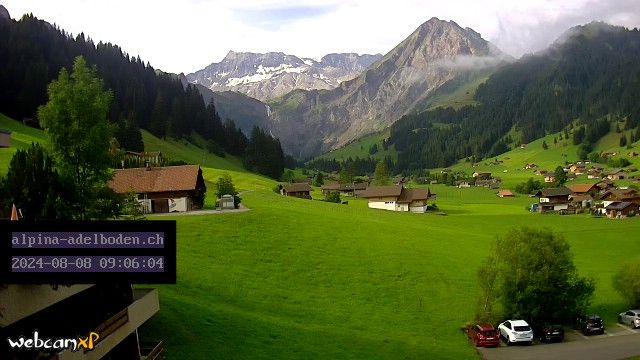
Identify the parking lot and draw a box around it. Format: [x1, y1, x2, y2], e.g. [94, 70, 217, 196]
[476, 324, 640, 360]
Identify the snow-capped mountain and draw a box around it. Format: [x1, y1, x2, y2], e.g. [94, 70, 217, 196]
[186, 51, 382, 101]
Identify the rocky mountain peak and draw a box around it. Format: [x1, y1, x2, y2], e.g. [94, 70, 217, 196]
[0, 5, 11, 20]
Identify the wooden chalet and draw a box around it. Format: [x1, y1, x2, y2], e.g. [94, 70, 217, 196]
[320, 182, 368, 197]
[108, 165, 206, 213]
[535, 187, 572, 213]
[606, 169, 626, 180]
[281, 183, 312, 199]
[497, 190, 514, 198]
[604, 201, 639, 218]
[599, 188, 640, 207]
[473, 172, 492, 180]
[360, 185, 435, 213]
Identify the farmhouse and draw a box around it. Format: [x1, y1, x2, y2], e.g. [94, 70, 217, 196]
[606, 168, 626, 180]
[524, 163, 538, 169]
[0, 128, 11, 147]
[599, 188, 640, 207]
[604, 201, 639, 218]
[108, 164, 206, 213]
[456, 180, 471, 188]
[497, 190, 514, 198]
[568, 183, 598, 197]
[569, 164, 586, 174]
[535, 187, 572, 213]
[124, 151, 164, 166]
[281, 183, 312, 199]
[473, 172, 491, 180]
[321, 182, 368, 197]
[361, 185, 434, 213]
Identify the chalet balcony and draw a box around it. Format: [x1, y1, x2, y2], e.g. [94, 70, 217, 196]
[58, 288, 159, 360]
[140, 340, 165, 360]
[0, 284, 94, 327]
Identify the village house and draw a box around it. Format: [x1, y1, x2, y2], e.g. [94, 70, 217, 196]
[320, 182, 368, 197]
[473, 171, 492, 180]
[497, 189, 514, 198]
[360, 185, 434, 213]
[280, 182, 312, 199]
[456, 180, 471, 188]
[524, 163, 538, 169]
[599, 188, 640, 207]
[568, 183, 598, 208]
[0, 128, 11, 147]
[535, 187, 572, 213]
[108, 164, 206, 213]
[606, 169, 626, 180]
[569, 164, 586, 175]
[604, 201, 639, 218]
[544, 174, 556, 183]
[587, 169, 602, 179]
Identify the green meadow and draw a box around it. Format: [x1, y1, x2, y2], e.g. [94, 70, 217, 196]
[140, 185, 640, 359]
[2, 114, 640, 358]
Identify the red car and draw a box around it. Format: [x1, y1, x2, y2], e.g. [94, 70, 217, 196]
[468, 323, 500, 347]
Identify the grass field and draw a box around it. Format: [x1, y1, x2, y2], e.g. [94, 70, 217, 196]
[140, 179, 640, 359]
[315, 131, 398, 163]
[0, 113, 49, 171]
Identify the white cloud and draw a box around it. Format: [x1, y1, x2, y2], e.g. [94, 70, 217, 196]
[2, 0, 639, 74]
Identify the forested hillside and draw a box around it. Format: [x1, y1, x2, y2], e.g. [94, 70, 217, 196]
[0, 13, 286, 178]
[388, 22, 640, 171]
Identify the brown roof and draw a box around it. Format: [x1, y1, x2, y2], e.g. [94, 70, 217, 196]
[282, 182, 311, 193]
[320, 182, 341, 191]
[397, 188, 430, 203]
[361, 185, 403, 198]
[497, 190, 514, 197]
[568, 184, 596, 194]
[108, 165, 201, 194]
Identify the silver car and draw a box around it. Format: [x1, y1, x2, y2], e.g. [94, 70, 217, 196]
[618, 310, 640, 329]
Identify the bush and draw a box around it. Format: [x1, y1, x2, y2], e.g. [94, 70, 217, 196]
[325, 191, 341, 203]
[475, 227, 594, 325]
[613, 257, 640, 307]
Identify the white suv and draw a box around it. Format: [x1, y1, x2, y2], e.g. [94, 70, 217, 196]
[498, 319, 533, 345]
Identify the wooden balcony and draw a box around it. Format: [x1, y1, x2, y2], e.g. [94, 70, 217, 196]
[140, 340, 165, 360]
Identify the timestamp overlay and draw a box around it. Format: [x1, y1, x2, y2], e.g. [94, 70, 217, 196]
[1, 221, 176, 283]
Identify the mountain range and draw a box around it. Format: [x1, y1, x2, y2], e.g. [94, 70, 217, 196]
[266, 18, 510, 159]
[187, 51, 382, 102]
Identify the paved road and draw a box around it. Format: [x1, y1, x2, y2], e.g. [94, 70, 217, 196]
[478, 326, 640, 360]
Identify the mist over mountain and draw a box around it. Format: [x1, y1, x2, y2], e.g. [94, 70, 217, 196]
[267, 17, 510, 159]
[187, 52, 382, 102]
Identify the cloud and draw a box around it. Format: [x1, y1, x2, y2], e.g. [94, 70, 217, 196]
[232, 5, 338, 31]
[1, 0, 639, 74]
[434, 55, 512, 71]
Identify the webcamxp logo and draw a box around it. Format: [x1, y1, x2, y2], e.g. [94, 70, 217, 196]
[7, 330, 100, 352]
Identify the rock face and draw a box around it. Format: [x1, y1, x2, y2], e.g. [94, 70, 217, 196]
[267, 18, 509, 159]
[186, 52, 382, 102]
[0, 5, 11, 20]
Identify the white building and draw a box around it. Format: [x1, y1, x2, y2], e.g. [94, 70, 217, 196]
[360, 185, 434, 213]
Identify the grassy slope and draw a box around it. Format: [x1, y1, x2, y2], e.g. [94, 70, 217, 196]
[0, 113, 49, 171]
[142, 185, 640, 360]
[315, 131, 397, 162]
[444, 126, 640, 189]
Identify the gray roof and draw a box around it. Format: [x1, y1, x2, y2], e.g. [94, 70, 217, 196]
[605, 201, 635, 211]
[536, 187, 572, 197]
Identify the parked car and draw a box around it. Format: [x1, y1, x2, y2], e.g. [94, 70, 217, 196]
[618, 310, 640, 329]
[498, 320, 533, 345]
[577, 314, 605, 335]
[467, 324, 500, 347]
[533, 323, 564, 342]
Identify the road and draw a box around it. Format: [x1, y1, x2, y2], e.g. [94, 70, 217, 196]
[478, 326, 640, 360]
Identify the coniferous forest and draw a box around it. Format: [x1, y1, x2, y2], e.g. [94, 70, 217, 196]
[388, 23, 640, 171]
[0, 14, 285, 178]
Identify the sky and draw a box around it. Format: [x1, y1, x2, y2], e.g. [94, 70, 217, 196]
[2, 0, 639, 74]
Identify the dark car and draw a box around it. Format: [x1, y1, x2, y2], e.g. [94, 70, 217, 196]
[534, 323, 564, 342]
[577, 315, 605, 335]
[467, 324, 500, 347]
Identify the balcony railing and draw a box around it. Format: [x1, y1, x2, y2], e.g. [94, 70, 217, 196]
[140, 341, 165, 360]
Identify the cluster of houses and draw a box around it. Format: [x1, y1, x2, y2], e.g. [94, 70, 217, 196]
[278, 180, 436, 213]
[455, 171, 502, 189]
[532, 182, 640, 218]
[531, 161, 633, 183]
